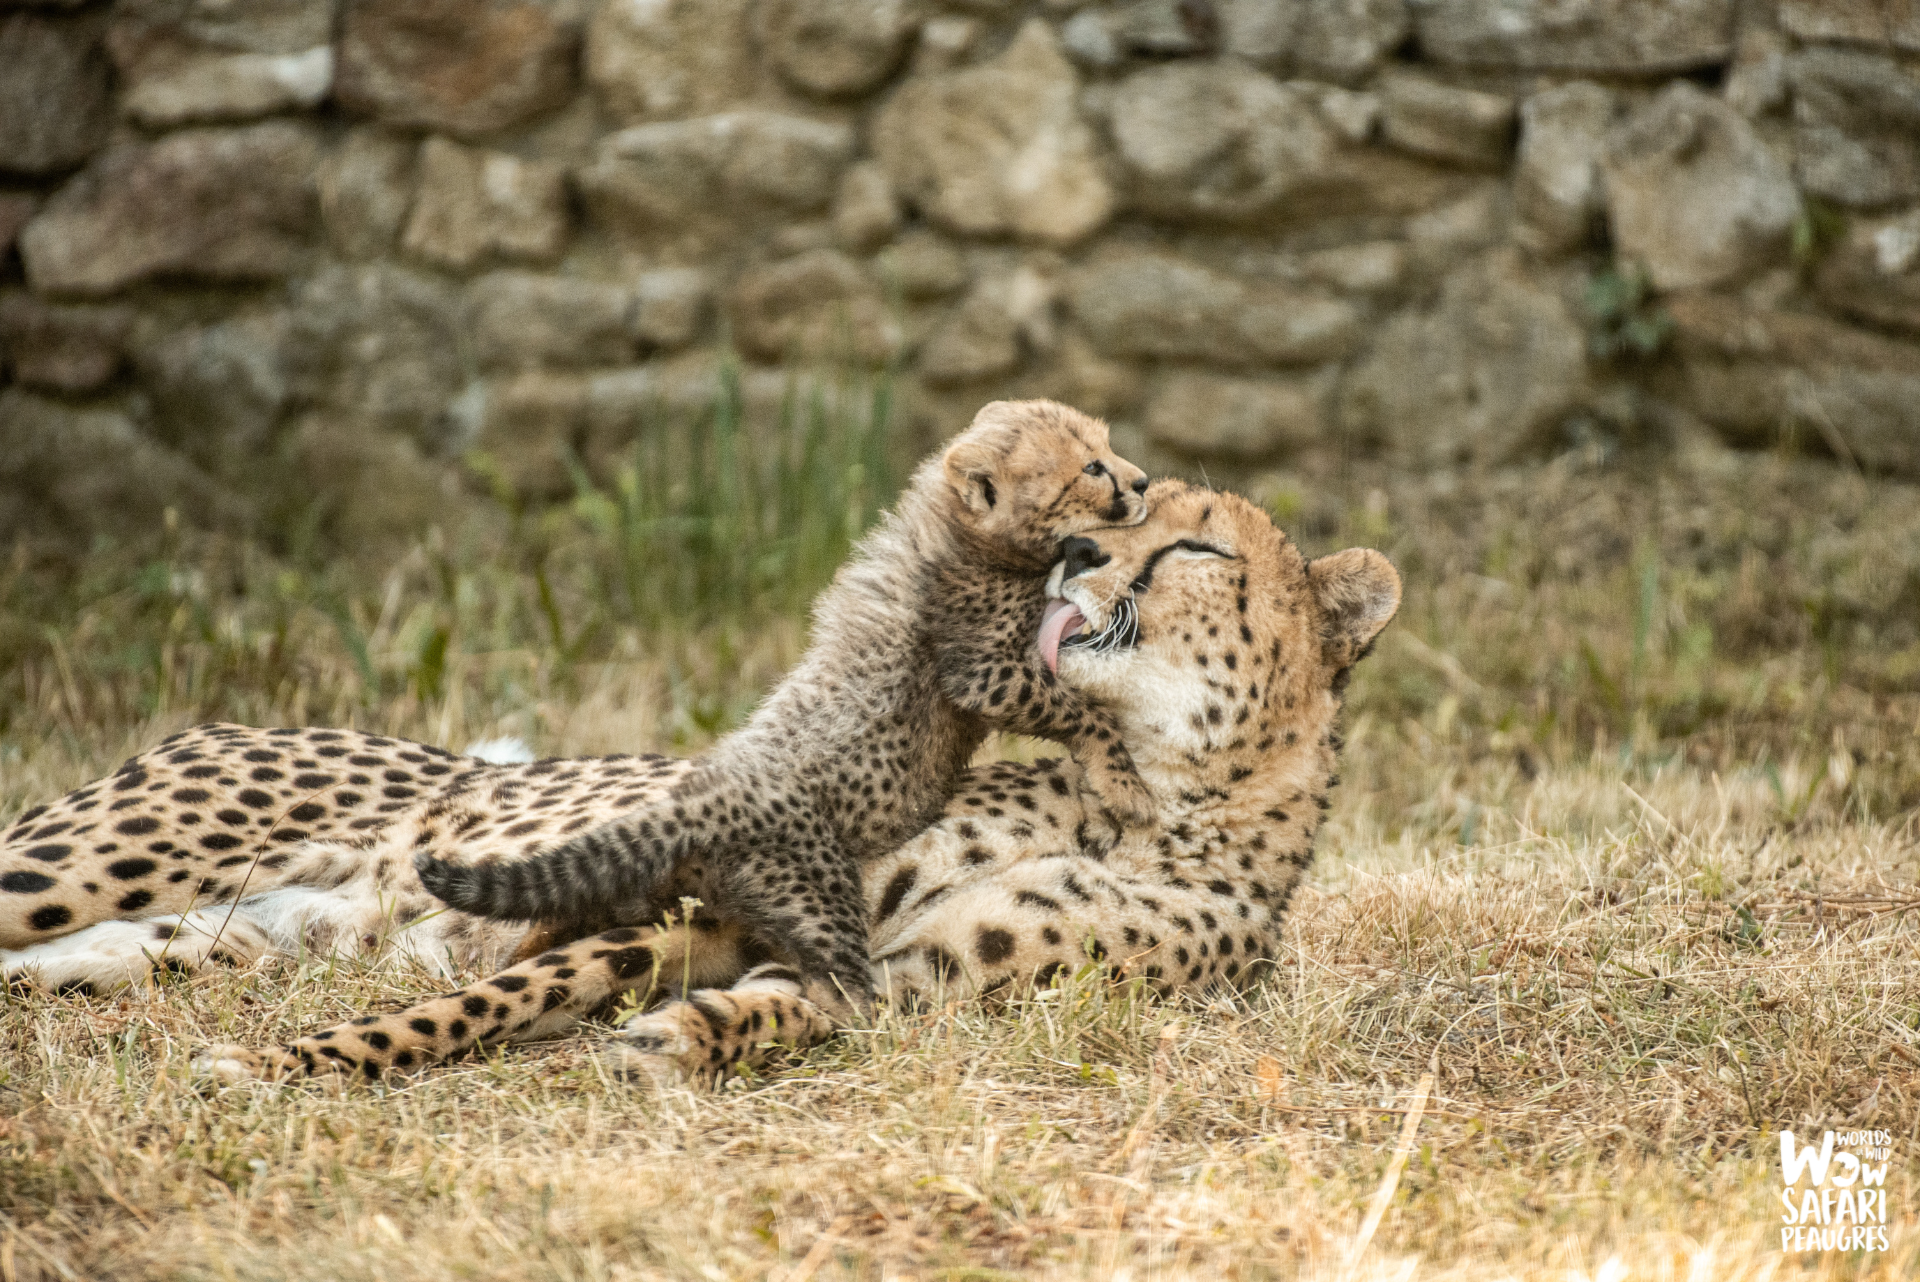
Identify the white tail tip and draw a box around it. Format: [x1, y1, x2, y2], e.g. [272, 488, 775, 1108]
[463, 736, 536, 765]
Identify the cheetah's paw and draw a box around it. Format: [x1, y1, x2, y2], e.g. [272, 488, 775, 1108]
[1092, 768, 1157, 831]
[589, 1038, 691, 1087]
[596, 1003, 724, 1087]
[191, 1043, 308, 1083]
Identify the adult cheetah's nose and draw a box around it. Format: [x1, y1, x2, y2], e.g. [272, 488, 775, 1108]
[1131, 476, 1148, 494]
[1058, 536, 1110, 582]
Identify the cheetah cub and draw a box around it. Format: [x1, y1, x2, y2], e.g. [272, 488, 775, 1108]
[404, 400, 1151, 1027]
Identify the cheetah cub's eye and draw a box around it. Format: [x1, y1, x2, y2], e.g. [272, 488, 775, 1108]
[1083, 461, 1106, 477]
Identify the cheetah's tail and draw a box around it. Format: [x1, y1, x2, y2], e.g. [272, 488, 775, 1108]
[414, 818, 676, 924]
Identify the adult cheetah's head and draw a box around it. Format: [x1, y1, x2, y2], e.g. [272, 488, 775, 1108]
[939, 399, 1149, 563]
[1040, 481, 1400, 757]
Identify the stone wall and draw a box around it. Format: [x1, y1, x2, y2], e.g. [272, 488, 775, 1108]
[4, 0, 1920, 551]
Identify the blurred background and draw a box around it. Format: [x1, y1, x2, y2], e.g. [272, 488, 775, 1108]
[1, 0, 1916, 823]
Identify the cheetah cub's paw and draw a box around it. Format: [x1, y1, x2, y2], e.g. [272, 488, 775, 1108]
[191, 1043, 308, 1083]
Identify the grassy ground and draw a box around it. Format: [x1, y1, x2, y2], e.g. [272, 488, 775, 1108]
[2, 426, 1917, 1280]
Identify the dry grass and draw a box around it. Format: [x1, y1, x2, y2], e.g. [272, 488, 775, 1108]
[3, 445, 1918, 1280]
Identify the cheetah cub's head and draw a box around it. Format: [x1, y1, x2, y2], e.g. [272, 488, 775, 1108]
[939, 399, 1149, 564]
[1039, 481, 1400, 760]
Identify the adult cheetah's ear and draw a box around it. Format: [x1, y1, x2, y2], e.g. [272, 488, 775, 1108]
[1308, 549, 1401, 671]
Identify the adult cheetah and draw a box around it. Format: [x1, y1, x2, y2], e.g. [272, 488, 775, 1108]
[2, 400, 1150, 997]
[196, 481, 1400, 1085]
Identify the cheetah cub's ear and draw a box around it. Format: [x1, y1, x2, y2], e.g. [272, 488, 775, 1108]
[1308, 548, 1402, 671]
[941, 419, 1017, 518]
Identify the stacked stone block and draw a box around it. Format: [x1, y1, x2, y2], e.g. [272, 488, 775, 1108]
[4, 0, 1920, 548]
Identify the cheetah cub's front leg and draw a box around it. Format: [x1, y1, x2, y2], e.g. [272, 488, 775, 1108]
[933, 562, 1155, 833]
[594, 963, 836, 1086]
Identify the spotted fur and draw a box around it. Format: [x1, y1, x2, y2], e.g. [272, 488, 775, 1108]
[4, 401, 1148, 1013]
[1, 738, 692, 992]
[194, 482, 1401, 1086]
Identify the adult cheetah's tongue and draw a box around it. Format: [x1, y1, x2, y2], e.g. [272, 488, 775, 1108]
[1037, 598, 1086, 675]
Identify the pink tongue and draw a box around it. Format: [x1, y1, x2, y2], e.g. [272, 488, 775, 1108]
[1037, 598, 1087, 675]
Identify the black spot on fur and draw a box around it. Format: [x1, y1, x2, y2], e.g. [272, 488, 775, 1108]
[975, 928, 1015, 964]
[114, 816, 160, 836]
[29, 904, 72, 931]
[107, 857, 157, 880]
[594, 946, 655, 980]
[876, 866, 917, 921]
[118, 889, 154, 912]
[492, 975, 530, 993]
[1, 870, 56, 894]
[411, 1018, 437, 1036]
[23, 844, 71, 862]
